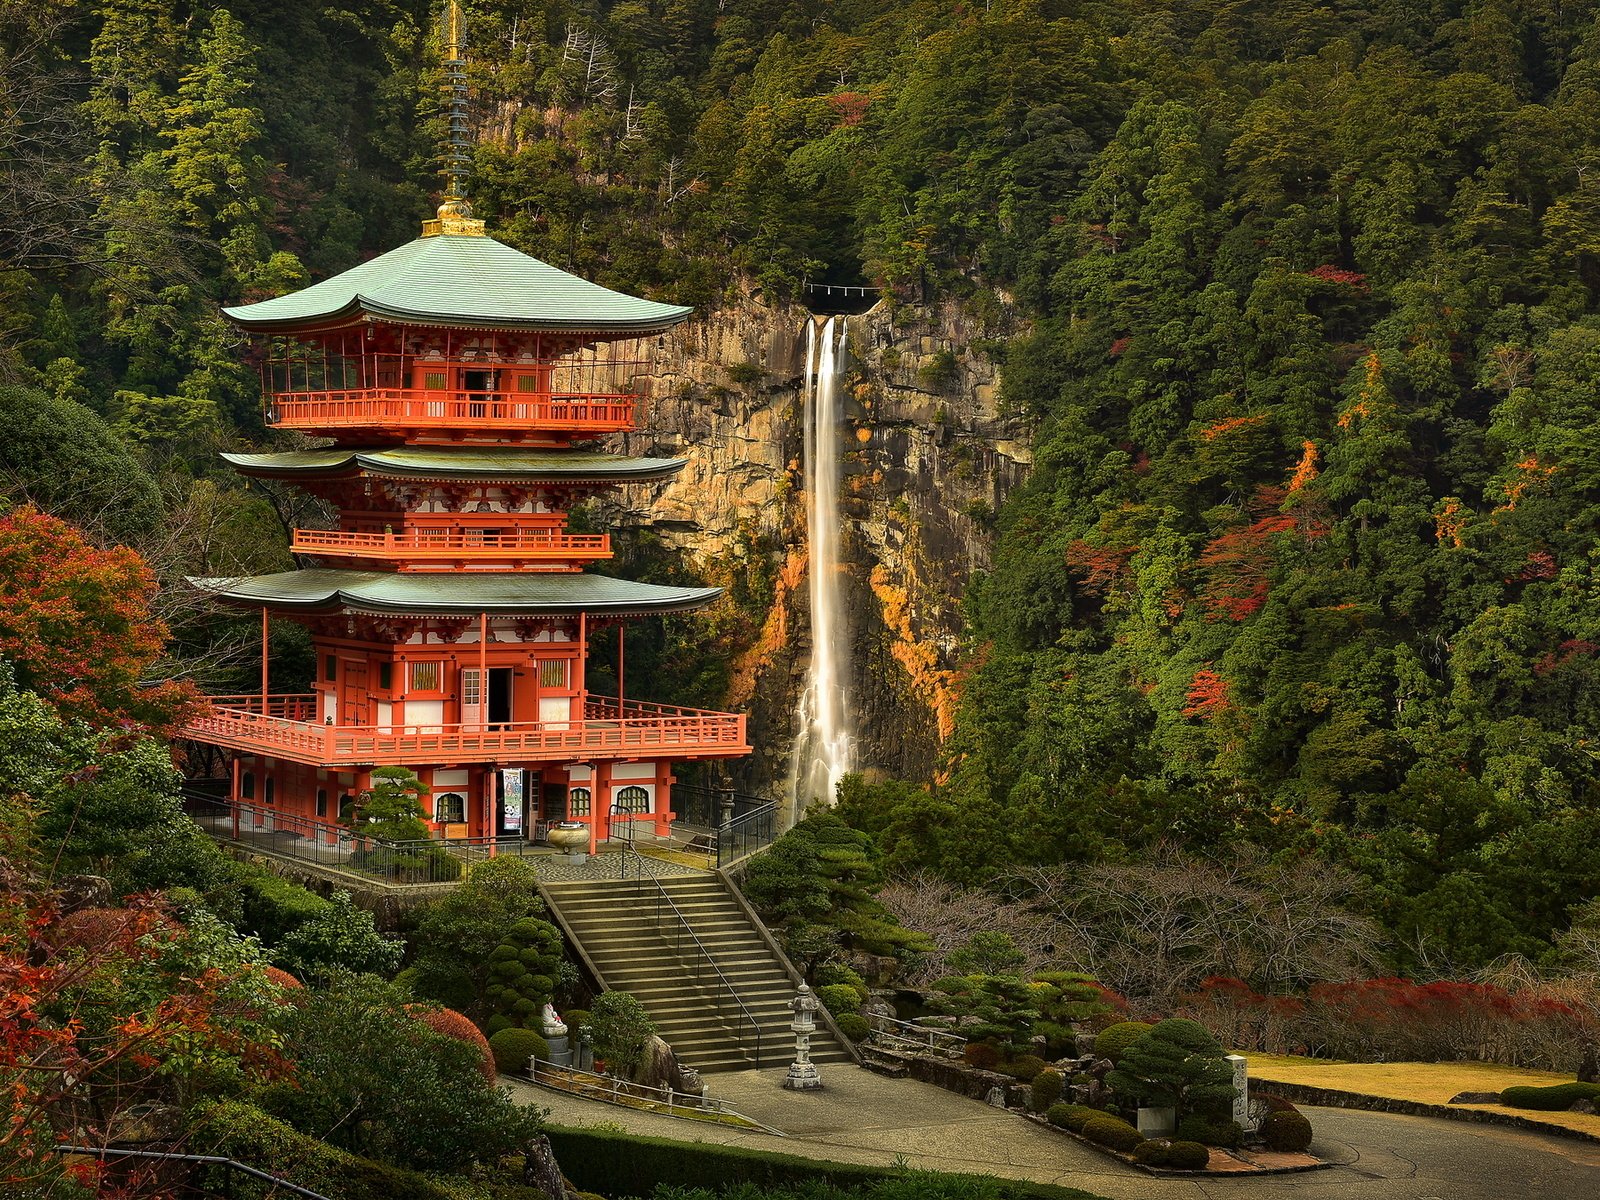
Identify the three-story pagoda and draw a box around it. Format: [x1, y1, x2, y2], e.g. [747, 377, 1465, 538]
[182, 198, 748, 852]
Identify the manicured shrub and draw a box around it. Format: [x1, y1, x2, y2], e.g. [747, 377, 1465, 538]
[1000, 1053, 1048, 1081]
[1031, 1068, 1064, 1112]
[563, 1007, 590, 1031]
[483, 917, 563, 1030]
[410, 1005, 495, 1083]
[1045, 1103, 1101, 1132]
[487, 1027, 549, 1075]
[1081, 1115, 1145, 1152]
[236, 869, 333, 944]
[1500, 1082, 1600, 1111]
[814, 962, 870, 1005]
[1132, 1140, 1166, 1165]
[1106, 1019, 1236, 1118]
[816, 983, 864, 1017]
[834, 1012, 871, 1042]
[1261, 1110, 1314, 1152]
[1094, 1020, 1153, 1064]
[1158, 1139, 1203, 1171]
[1175, 1115, 1242, 1148]
[962, 1041, 1001, 1071]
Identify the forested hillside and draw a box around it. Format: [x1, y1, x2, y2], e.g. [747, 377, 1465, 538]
[5, 0, 1600, 973]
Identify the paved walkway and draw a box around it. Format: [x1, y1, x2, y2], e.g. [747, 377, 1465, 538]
[509, 1065, 1600, 1199]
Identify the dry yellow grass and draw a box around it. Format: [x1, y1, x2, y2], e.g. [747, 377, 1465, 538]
[1243, 1053, 1600, 1137]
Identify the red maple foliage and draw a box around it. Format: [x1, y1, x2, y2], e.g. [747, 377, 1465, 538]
[1066, 540, 1137, 596]
[1533, 639, 1600, 677]
[1183, 669, 1231, 719]
[0, 507, 199, 733]
[408, 1004, 496, 1083]
[826, 92, 872, 126]
[1306, 263, 1370, 291]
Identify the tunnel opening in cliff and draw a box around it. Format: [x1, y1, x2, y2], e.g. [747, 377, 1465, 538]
[801, 281, 882, 315]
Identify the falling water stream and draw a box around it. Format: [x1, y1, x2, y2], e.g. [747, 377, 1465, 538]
[786, 316, 852, 817]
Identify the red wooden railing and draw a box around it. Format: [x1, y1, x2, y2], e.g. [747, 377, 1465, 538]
[290, 528, 612, 565]
[267, 388, 635, 432]
[182, 694, 749, 766]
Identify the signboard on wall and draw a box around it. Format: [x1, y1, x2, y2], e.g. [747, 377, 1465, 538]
[500, 768, 524, 832]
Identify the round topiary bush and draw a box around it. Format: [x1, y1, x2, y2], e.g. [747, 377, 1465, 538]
[834, 1012, 870, 1042]
[1257, 1092, 1298, 1114]
[1160, 1141, 1211, 1169]
[1081, 1115, 1145, 1153]
[1261, 1110, 1313, 1152]
[564, 1008, 590, 1031]
[962, 1042, 1001, 1071]
[1001, 1053, 1048, 1081]
[815, 983, 864, 1017]
[1094, 1020, 1153, 1064]
[410, 1005, 495, 1083]
[1132, 1139, 1168, 1165]
[487, 1026, 549, 1075]
[1031, 1068, 1064, 1112]
[814, 962, 870, 1005]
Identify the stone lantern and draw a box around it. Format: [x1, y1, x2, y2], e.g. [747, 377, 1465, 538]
[783, 983, 824, 1090]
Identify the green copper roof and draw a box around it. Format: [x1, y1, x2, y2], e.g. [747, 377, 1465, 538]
[189, 569, 720, 617]
[222, 234, 693, 335]
[222, 447, 686, 484]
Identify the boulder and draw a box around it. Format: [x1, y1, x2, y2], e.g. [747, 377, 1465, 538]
[862, 999, 897, 1033]
[632, 1035, 686, 1094]
[1447, 1091, 1504, 1105]
[1569, 1099, 1599, 1115]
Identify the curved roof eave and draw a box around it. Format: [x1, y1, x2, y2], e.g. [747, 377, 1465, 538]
[186, 569, 722, 618]
[220, 448, 688, 485]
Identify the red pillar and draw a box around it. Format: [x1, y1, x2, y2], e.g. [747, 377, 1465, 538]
[259, 607, 269, 713]
[230, 756, 241, 839]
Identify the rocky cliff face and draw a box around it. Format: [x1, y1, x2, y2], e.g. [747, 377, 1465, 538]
[608, 292, 1032, 795]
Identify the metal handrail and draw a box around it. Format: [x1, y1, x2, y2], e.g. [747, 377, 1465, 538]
[619, 844, 763, 1068]
[525, 1058, 784, 1135]
[717, 800, 778, 867]
[871, 1014, 968, 1056]
[55, 1145, 333, 1200]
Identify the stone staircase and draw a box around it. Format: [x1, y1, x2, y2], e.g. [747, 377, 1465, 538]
[541, 872, 854, 1074]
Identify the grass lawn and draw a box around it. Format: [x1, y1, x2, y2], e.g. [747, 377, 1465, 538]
[1242, 1053, 1600, 1138]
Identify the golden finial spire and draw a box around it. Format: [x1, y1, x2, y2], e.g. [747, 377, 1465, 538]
[423, 0, 485, 236]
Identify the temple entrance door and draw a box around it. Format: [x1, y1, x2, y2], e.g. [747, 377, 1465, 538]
[462, 667, 513, 728]
[339, 660, 369, 727]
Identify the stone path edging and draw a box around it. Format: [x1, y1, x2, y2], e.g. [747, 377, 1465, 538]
[1253, 1078, 1600, 1145]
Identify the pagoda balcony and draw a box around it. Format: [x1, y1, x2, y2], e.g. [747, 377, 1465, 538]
[266, 388, 637, 437]
[181, 693, 750, 767]
[290, 528, 612, 570]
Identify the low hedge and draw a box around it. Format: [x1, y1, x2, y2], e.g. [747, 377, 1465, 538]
[543, 1126, 1104, 1199]
[1081, 1115, 1144, 1152]
[1261, 1110, 1314, 1152]
[815, 983, 864, 1016]
[487, 1027, 548, 1075]
[1500, 1082, 1600, 1111]
[235, 866, 332, 944]
[1132, 1140, 1210, 1169]
[1045, 1103, 1102, 1132]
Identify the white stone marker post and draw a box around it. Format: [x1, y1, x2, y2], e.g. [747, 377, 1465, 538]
[1225, 1054, 1250, 1129]
[783, 983, 824, 1090]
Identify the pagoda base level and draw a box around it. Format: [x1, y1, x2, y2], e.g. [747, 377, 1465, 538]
[211, 752, 687, 850]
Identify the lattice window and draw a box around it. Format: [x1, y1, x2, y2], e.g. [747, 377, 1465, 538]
[615, 785, 650, 814]
[434, 792, 466, 823]
[539, 658, 569, 689]
[516, 375, 539, 392]
[408, 661, 441, 692]
[423, 371, 447, 390]
[568, 787, 591, 816]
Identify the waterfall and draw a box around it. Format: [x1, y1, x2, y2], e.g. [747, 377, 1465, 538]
[787, 316, 852, 818]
